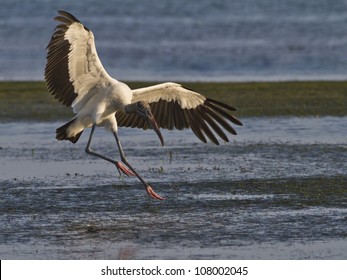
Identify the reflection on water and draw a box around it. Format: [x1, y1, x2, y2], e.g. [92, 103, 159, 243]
[0, 117, 346, 259]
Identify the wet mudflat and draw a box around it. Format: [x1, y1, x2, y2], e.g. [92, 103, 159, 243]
[0, 117, 346, 259]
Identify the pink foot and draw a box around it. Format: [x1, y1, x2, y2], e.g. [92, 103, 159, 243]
[146, 185, 166, 200]
[116, 162, 136, 176]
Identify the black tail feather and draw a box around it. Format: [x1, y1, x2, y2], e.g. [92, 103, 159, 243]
[56, 119, 83, 143]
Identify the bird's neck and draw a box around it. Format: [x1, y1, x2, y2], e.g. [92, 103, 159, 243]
[124, 102, 137, 114]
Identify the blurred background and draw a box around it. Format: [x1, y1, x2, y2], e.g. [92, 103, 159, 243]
[0, 0, 347, 81]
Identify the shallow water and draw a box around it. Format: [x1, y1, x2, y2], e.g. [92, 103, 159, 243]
[0, 117, 346, 259]
[1, 0, 347, 81]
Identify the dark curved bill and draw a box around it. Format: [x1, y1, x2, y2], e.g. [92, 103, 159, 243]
[147, 114, 164, 146]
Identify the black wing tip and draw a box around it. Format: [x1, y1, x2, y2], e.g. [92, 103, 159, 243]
[57, 10, 81, 23]
[55, 10, 90, 31]
[206, 97, 237, 111]
[204, 99, 243, 127]
[231, 117, 243, 126]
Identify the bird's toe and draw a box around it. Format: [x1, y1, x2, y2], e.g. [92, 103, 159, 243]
[116, 162, 136, 176]
[146, 186, 165, 200]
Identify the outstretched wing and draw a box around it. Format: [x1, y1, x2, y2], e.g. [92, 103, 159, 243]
[115, 82, 243, 145]
[45, 10, 113, 112]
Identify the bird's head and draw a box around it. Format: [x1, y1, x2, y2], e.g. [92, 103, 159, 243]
[126, 101, 164, 146]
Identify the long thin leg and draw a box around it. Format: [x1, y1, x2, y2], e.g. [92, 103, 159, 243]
[85, 124, 135, 177]
[113, 131, 165, 200]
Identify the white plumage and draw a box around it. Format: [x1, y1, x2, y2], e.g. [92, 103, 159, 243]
[45, 11, 242, 200]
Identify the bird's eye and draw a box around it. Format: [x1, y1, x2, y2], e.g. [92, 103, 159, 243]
[138, 102, 147, 111]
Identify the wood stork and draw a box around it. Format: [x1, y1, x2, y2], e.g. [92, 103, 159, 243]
[45, 11, 243, 200]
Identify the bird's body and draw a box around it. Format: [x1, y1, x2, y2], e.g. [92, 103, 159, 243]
[45, 11, 242, 200]
[56, 80, 133, 143]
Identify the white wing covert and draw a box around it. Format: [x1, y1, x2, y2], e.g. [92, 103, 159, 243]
[116, 82, 243, 145]
[45, 10, 112, 112]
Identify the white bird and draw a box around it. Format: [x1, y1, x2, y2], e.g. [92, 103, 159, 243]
[45, 11, 243, 200]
